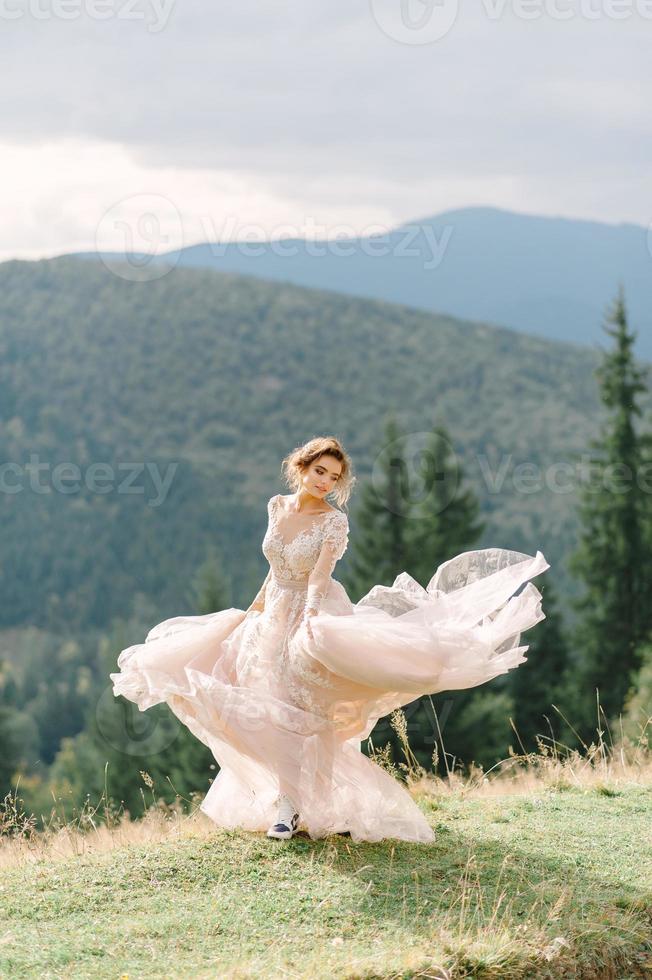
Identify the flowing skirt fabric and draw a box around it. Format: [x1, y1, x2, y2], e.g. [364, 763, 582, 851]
[110, 547, 549, 843]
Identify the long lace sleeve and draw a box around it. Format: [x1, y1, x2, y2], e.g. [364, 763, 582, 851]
[304, 511, 349, 615]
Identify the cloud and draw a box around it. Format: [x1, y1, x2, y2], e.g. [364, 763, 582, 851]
[0, 0, 650, 258]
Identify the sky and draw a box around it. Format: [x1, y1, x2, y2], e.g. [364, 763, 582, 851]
[0, 0, 650, 262]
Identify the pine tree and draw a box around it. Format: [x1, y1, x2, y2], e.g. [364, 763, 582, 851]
[509, 577, 570, 753]
[0, 707, 20, 798]
[185, 544, 231, 614]
[403, 423, 485, 588]
[0, 658, 22, 798]
[621, 642, 652, 747]
[343, 415, 414, 600]
[49, 560, 233, 821]
[569, 286, 652, 733]
[350, 420, 506, 772]
[400, 422, 500, 774]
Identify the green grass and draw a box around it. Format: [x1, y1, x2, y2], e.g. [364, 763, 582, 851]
[1, 783, 650, 979]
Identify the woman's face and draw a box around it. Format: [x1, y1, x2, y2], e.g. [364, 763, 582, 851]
[301, 455, 342, 499]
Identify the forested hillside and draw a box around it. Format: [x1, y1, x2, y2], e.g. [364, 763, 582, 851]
[0, 254, 645, 635]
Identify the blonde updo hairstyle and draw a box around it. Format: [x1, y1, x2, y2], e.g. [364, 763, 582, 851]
[281, 436, 356, 511]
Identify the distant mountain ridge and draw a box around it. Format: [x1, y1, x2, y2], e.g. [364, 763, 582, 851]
[69, 206, 652, 357]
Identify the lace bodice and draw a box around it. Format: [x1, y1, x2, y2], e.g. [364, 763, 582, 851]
[238, 494, 350, 716]
[264, 494, 348, 583]
[248, 493, 349, 612]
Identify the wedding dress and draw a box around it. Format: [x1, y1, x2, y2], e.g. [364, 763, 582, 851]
[110, 493, 549, 843]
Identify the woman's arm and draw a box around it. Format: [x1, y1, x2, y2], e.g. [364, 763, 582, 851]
[304, 512, 350, 620]
[305, 539, 340, 617]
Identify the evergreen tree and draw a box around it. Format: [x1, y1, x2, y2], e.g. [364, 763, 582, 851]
[343, 415, 414, 600]
[351, 420, 513, 773]
[48, 559, 232, 821]
[509, 577, 571, 752]
[621, 642, 652, 747]
[403, 423, 485, 588]
[0, 706, 20, 799]
[0, 658, 22, 799]
[568, 287, 652, 733]
[400, 422, 497, 773]
[343, 416, 421, 765]
[185, 544, 231, 614]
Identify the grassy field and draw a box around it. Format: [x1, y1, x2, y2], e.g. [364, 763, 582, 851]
[1, 735, 651, 978]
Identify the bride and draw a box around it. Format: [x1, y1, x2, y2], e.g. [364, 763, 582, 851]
[110, 436, 549, 844]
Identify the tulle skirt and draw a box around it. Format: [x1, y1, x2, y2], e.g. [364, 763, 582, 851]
[110, 547, 549, 843]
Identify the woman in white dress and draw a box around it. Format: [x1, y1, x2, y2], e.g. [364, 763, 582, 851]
[110, 436, 549, 843]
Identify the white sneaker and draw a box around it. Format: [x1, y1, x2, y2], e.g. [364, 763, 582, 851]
[267, 793, 300, 840]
